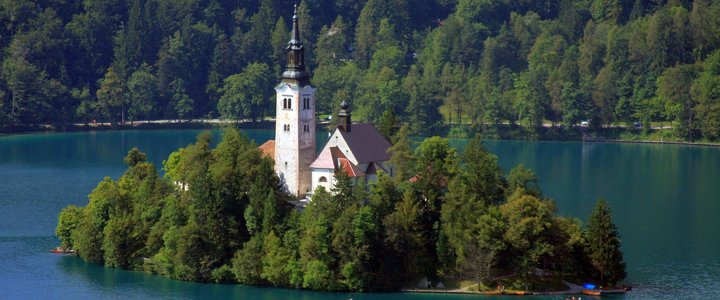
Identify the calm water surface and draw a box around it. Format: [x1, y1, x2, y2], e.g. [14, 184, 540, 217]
[1, 129, 719, 299]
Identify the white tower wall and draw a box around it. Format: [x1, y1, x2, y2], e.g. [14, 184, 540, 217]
[274, 84, 316, 197]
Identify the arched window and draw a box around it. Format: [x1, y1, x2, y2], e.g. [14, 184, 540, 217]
[319, 176, 327, 183]
[282, 98, 293, 110]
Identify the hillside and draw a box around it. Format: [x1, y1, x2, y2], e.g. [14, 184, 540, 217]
[1, 0, 719, 140]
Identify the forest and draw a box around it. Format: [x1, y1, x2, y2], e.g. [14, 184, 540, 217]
[1, 0, 719, 140]
[56, 128, 626, 291]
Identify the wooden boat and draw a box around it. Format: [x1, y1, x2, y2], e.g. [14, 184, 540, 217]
[582, 289, 602, 296]
[482, 290, 503, 295]
[50, 247, 75, 254]
[582, 287, 628, 296]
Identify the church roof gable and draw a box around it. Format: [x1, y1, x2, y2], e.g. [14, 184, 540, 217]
[337, 123, 392, 164]
[310, 146, 336, 169]
[338, 158, 365, 177]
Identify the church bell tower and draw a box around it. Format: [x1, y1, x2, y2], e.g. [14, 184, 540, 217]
[274, 4, 316, 197]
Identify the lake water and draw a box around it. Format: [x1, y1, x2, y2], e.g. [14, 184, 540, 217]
[1, 129, 719, 299]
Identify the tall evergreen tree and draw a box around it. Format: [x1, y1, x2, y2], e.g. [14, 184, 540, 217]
[586, 198, 627, 287]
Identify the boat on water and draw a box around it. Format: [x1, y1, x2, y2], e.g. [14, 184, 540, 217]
[50, 247, 75, 254]
[582, 289, 602, 296]
[582, 288, 627, 296]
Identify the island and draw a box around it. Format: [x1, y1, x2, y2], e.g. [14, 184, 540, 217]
[56, 128, 627, 295]
[55, 3, 629, 296]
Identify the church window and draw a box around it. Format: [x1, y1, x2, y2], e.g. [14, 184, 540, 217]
[319, 176, 327, 183]
[284, 124, 290, 132]
[282, 98, 293, 110]
[303, 124, 309, 132]
[303, 98, 310, 109]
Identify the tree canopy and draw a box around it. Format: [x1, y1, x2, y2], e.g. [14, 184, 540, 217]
[58, 130, 627, 290]
[2, 0, 720, 141]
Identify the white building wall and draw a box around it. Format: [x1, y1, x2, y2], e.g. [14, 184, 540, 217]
[311, 168, 335, 194]
[274, 83, 316, 197]
[319, 130, 359, 165]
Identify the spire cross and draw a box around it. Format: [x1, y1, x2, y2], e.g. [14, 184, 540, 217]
[291, 2, 300, 45]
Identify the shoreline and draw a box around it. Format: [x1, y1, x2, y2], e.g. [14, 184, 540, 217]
[402, 281, 628, 297]
[588, 138, 720, 148]
[2, 119, 720, 147]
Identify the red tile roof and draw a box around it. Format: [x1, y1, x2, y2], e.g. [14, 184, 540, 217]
[310, 146, 366, 178]
[258, 140, 275, 159]
[338, 158, 365, 177]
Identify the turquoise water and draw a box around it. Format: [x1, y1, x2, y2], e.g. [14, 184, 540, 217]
[1, 130, 719, 299]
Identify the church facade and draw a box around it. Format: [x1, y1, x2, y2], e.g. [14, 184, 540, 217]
[259, 5, 393, 198]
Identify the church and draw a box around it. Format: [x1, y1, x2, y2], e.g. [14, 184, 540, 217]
[259, 5, 393, 198]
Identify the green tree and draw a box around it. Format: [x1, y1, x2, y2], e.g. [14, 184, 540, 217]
[403, 65, 442, 133]
[658, 64, 698, 139]
[506, 164, 542, 198]
[168, 79, 194, 121]
[690, 0, 720, 60]
[126, 64, 157, 123]
[231, 235, 264, 284]
[96, 66, 127, 126]
[297, 0, 316, 68]
[218, 63, 272, 122]
[500, 190, 555, 276]
[315, 16, 349, 66]
[377, 109, 397, 141]
[74, 177, 119, 263]
[387, 124, 415, 182]
[270, 17, 289, 74]
[368, 172, 402, 223]
[383, 189, 426, 279]
[354, 1, 376, 68]
[586, 198, 626, 287]
[56, 205, 83, 249]
[463, 206, 506, 283]
[461, 137, 505, 204]
[691, 50, 720, 140]
[124, 147, 148, 167]
[207, 34, 236, 109]
[261, 230, 290, 286]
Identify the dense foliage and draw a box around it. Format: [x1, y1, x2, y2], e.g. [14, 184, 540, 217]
[57, 129, 626, 290]
[2, 0, 720, 140]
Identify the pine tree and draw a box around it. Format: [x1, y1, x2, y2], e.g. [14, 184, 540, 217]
[387, 124, 414, 182]
[297, 0, 315, 69]
[270, 17, 289, 75]
[96, 66, 128, 126]
[586, 198, 626, 287]
[354, 1, 375, 68]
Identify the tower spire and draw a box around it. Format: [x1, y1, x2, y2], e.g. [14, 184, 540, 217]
[291, 3, 300, 45]
[282, 2, 309, 85]
[338, 100, 352, 132]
